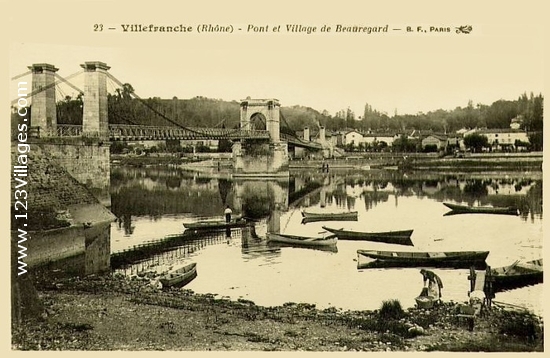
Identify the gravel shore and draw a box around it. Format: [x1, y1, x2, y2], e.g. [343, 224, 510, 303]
[12, 273, 543, 352]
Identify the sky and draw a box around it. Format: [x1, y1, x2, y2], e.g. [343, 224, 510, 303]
[7, 0, 546, 118]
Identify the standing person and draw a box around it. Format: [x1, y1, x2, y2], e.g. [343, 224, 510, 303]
[420, 269, 443, 301]
[224, 205, 233, 223]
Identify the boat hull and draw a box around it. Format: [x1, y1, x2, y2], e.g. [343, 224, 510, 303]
[357, 250, 489, 269]
[323, 226, 414, 246]
[159, 263, 198, 287]
[183, 218, 248, 231]
[443, 203, 519, 216]
[267, 233, 337, 247]
[491, 259, 543, 291]
[301, 211, 358, 222]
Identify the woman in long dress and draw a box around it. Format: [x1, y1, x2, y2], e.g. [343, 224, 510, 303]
[420, 269, 443, 301]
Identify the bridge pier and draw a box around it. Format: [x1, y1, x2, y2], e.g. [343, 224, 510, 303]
[27, 61, 112, 206]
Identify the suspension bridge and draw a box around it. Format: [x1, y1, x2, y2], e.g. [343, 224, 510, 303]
[11, 62, 323, 150]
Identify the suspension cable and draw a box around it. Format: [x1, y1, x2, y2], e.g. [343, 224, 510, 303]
[11, 70, 84, 104]
[106, 72, 246, 137]
[11, 70, 32, 81]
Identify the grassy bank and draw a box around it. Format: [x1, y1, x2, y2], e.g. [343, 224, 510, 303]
[12, 273, 543, 352]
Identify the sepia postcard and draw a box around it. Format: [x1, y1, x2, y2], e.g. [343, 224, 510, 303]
[5, 0, 547, 355]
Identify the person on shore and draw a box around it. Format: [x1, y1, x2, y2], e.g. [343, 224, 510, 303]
[224, 205, 233, 223]
[420, 269, 443, 301]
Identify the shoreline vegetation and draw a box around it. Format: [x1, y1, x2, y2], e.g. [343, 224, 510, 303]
[112, 151, 543, 172]
[12, 272, 543, 351]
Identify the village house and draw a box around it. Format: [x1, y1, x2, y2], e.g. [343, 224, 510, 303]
[421, 134, 448, 151]
[475, 128, 530, 150]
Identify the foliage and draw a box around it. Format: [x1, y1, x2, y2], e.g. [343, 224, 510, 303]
[423, 144, 438, 153]
[393, 135, 418, 152]
[463, 133, 489, 152]
[110, 141, 129, 154]
[497, 310, 543, 341]
[378, 299, 404, 320]
[56, 94, 83, 125]
[50, 81, 542, 151]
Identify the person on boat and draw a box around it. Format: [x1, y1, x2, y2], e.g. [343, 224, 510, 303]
[420, 269, 443, 301]
[224, 205, 233, 223]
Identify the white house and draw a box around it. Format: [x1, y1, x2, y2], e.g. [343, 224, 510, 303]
[343, 130, 364, 147]
[475, 129, 529, 149]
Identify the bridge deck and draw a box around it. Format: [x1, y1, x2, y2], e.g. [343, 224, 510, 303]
[34, 124, 323, 150]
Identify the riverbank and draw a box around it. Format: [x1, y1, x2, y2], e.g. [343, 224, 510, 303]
[12, 273, 543, 351]
[111, 152, 543, 174]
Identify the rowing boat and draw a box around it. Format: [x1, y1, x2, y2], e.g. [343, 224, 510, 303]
[357, 249, 489, 269]
[301, 210, 358, 223]
[443, 203, 519, 216]
[491, 258, 543, 291]
[159, 262, 197, 287]
[322, 226, 414, 246]
[183, 216, 248, 231]
[267, 232, 337, 247]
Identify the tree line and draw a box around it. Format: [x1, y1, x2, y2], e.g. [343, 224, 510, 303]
[15, 83, 542, 149]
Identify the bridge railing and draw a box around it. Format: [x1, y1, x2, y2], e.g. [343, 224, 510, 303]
[24, 124, 320, 149]
[26, 125, 83, 138]
[108, 124, 271, 140]
[57, 124, 83, 136]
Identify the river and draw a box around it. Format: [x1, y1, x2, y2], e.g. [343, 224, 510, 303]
[109, 166, 543, 315]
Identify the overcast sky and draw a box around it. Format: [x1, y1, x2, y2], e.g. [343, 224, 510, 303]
[8, 0, 545, 117]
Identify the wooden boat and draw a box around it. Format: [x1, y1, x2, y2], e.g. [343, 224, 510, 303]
[267, 232, 337, 247]
[357, 249, 489, 269]
[322, 226, 414, 246]
[183, 216, 248, 231]
[159, 262, 197, 287]
[491, 258, 543, 291]
[301, 210, 358, 223]
[443, 202, 519, 216]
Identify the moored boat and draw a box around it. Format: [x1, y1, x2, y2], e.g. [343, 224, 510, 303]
[183, 216, 248, 231]
[322, 226, 414, 246]
[443, 202, 519, 216]
[357, 249, 489, 269]
[301, 210, 358, 223]
[159, 262, 197, 287]
[491, 258, 543, 291]
[267, 232, 337, 247]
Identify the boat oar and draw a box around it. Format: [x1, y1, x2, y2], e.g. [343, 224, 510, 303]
[503, 259, 520, 273]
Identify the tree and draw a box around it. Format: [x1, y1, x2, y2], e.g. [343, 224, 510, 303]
[463, 133, 489, 153]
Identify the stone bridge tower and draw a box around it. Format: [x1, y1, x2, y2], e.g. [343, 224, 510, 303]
[233, 98, 288, 176]
[28, 63, 58, 136]
[28, 61, 111, 206]
[240, 98, 281, 142]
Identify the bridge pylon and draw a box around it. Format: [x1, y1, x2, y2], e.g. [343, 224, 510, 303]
[234, 98, 288, 177]
[240, 97, 280, 142]
[81, 61, 110, 139]
[28, 63, 58, 136]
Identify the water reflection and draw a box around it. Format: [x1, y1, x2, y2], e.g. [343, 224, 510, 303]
[111, 167, 542, 224]
[109, 167, 543, 313]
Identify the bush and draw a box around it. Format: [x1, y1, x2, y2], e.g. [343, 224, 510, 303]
[497, 311, 543, 341]
[379, 299, 404, 320]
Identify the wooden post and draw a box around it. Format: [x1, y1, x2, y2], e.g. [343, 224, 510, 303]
[484, 265, 495, 310]
[467, 266, 476, 295]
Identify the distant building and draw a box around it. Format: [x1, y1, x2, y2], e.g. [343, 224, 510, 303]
[343, 130, 364, 147]
[475, 128, 529, 150]
[422, 134, 448, 150]
[510, 115, 524, 130]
